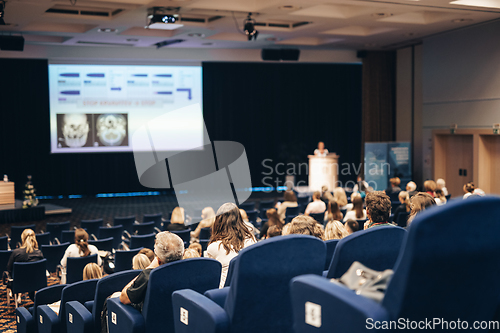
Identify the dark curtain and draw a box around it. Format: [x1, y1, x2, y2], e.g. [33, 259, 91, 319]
[0, 59, 362, 196]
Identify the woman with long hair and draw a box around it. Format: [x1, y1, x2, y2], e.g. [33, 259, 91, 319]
[260, 208, 284, 240]
[167, 207, 190, 231]
[434, 189, 447, 205]
[407, 192, 436, 226]
[343, 195, 366, 222]
[424, 180, 437, 197]
[277, 190, 298, 220]
[191, 207, 216, 240]
[207, 203, 256, 288]
[333, 187, 348, 208]
[392, 190, 411, 221]
[326, 200, 343, 222]
[60, 228, 102, 283]
[324, 220, 349, 240]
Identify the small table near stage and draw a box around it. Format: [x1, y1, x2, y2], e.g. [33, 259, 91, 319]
[0, 181, 15, 209]
[308, 153, 339, 192]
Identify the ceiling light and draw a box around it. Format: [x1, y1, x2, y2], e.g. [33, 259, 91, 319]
[202, 42, 213, 45]
[97, 28, 117, 33]
[188, 33, 205, 37]
[278, 5, 301, 10]
[450, 0, 500, 9]
[126, 38, 139, 42]
[451, 18, 473, 23]
[243, 13, 258, 41]
[372, 13, 393, 18]
[147, 13, 183, 30]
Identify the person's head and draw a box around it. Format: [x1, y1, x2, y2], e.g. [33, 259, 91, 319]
[312, 191, 321, 201]
[283, 190, 297, 203]
[83, 262, 102, 280]
[436, 178, 446, 189]
[282, 215, 325, 240]
[399, 191, 411, 212]
[352, 195, 364, 219]
[267, 225, 282, 238]
[327, 200, 343, 221]
[20, 228, 38, 253]
[75, 228, 90, 257]
[333, 187, 348, 207]
[321, 185, 329, 193]
[390, 177, 401, 187]
[138, 248, 155, 262]
[318, 141, 324, 150]
[365, 191, 391, 223]
[406, 181, 417, 192]
[211, 203, 255, 255]
[183, 249, 201, 259]
[464, 182, 475, 193]
[239, 209, 249, 222]
[171, 207, 185, 224]
[324, 220, 348, 240]
[132, 253, 151, 270]
[188, 242, 203, 256]
[435, 189, 446, 200]
[408, 192, 436, 224]
[424, 180, 437, 193]
[266, 208, 284, 228]
[154, 231, 184, 265]
[344, 220, 359, 234]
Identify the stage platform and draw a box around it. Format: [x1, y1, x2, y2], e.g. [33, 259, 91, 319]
[0, 199, 72, 224]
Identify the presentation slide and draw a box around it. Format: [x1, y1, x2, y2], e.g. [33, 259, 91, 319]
[49, 64, 204, 153]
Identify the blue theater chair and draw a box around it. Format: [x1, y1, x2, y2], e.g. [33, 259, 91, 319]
[10, 224, 36, 248]
[129, 233, 155, 250]
[106, 258, 221, 333]
[309, 212, 324, 224]
[132, 221, 155, 235]
[66, 254, 98, 284]
[89, 237, 113, 252]
[16, 284, 66, 333]
[45, 221, 70, 243]
[114, 248, 142, 272]
[98, 225, 124, 250]
[172, 235, 326, 333]
[38, 279, 98, 333]
[8, 259, 47, 307]
[324, 239, 339, 271]
[80, 219, 103, 239]
[326, 226, 406, 279]
[113, 216, 136, 235]
[65, 270, 141, 333]
[41, 242, 70, 273]
[0, 235, 8, 250]
[290, 196, 500, 333]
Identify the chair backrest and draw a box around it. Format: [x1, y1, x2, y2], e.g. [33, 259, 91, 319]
[383, 196, 500, 323]
[59, 279, 99, 333]
[0, 235, 8, 250]
[41, 242, 70, 273]
[326, 226, 406, 279]
[133, 221, 155, 235]
[66, 254, 98, 284]
[285, 206, 299, 217]
[0, 250, 12, 272]
[80, 219, 103, 238]
[396, 212, 409, 228]
[223, 256, 238, 287]
[239, 202, 255, 212]
[12, 259, 47, 294]
[199, 227, 211, 240]
[142, 258, 221, 333]
[259, 199, 275, 211]
[45, 221, 70, 243]
[61, 230, 76, 244]
[91, 270, 141, 332]
[170, 229, 191, 244]
[143, 213, 162, 229]
[130, 233, 155, 250]
[324, 239, 339, 271]
[246, 210, 258, 225]
[113, 216, 135, 233]
[10, 224, 36, 248]
[225, 235, 326, 333]
[199, 239, 209, 253]
[297, 196, 310, 206]
[35, 232, 51, 247]
[89, 237, 113, 252]
[98, 225, 124, 250]
[309, 212, 324, 224]
[114, 248, 142, 272]
[31, 284, 66, 329]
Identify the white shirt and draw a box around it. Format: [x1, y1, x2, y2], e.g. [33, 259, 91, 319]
[60, 243, 102, 268]
[305, 200, 326, 215]
[343, 209, 367, 222]
[207, 237, 256, 288]
[314, 149, 329, 157]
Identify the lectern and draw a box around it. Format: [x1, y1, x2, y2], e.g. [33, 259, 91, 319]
[308, 154, 339, 191]
[0, 181, 15, 209]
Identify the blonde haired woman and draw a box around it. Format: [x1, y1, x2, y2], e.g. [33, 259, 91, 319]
[167, 207, 190, 231]
[191, 207, 216, 240]
[333, 187, 348, 208]
[324, 220, 349, 240]
[83, 262, 102, 280]
[132, 253, 151, 270]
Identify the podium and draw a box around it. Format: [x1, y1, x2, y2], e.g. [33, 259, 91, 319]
[308, 154, 339, 191]
[0, 181, 15, 209]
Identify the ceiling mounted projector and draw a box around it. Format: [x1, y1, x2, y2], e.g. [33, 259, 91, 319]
[147, 13, 183, 30]
[244, 13, 258, 41]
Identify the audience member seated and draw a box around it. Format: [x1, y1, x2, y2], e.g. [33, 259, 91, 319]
[60, 228, 102, 283]
[83, 262, 103, 280]
[132, 253, 151, 270]
[239, 209, 258, 236]
[364, 191, 394, 229]
[333, 187, 348, 208]
[182, 249, 200, 259]
[166, 207, 189, 232]
[463, 182, 475, 199]
[277, 190, 298, 220]
[188, 242, 202, 257]
[343, 195, 366, 222]
[321, 185, 335, 204]
[353, 174, 369, 195]
[120, 231, 184, 312]
[191, 207, 215, 240]
[6, 228, 44, 301]
[325, 200, 343, 223]
[406, 181, 418, 197]
[207, 203, 256, 288]
[324, 220, 348, 240]
[314, 141, 329, 156]
[386, 177, 402, 194]
[138, 248, 155, 262]
[408, 192, 436, 225]
[282, 215, 325, 240]
[424, 180, 437, 197]
[393, 191, 411, 218]
[267, 225, 282, 238]
[344, 220, 359, 235]
[260, 208, 284, 240]
[436, 178, 449, 196]
[434, 189, 447, 205]
[305, 191, 327, 216]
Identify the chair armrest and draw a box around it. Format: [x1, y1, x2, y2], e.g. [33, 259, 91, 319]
[290, 275, 390, 333]
[84, 300, 94, 312]
[65, 301, 93, 333]
[204, 287, 230, 308]
[15, 306, 34, 333]
[37, 305, 61, 333]
[172, 289, 229, 333]
[106, 297, 145, 333]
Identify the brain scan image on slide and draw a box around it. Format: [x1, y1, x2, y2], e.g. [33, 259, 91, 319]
[57, 113, 92, 148]
[95, 114, 128, 147]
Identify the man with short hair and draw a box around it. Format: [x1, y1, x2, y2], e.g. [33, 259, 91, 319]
[119, 231, 184, 311]
[344, 219, 359, 234]
[305, 191, 327, 216]
[364, 191, 395, 229]
[282, 215, 325, 240]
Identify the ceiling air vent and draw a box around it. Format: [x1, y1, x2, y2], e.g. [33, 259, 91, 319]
[180, 15, 224, 24]
[255, 20, 311, 30]
[46, 5, 125, 18]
